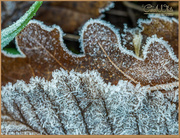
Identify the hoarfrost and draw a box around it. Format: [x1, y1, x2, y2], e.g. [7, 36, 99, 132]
[3, 14, 178, 89]
[2, 15, 178, 135]
[1, 69, 179, 135]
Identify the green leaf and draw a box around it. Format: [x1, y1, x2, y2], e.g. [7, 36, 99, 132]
[2, 47, 21, 55]
[1, 1, 43, 49]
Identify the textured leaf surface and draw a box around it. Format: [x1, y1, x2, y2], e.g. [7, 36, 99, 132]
[140, 15, 178, 57]
[1, 114, 41, 135]
[2, 15, 179, 91]
[1, 55, 34, 86]
[1, 69, 178, 135]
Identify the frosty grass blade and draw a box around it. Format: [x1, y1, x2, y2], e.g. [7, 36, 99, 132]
[1, 1, 43, 52]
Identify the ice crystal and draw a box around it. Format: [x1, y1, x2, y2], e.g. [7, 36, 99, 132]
[2, 14, 178, 135]
[1, 69, 178, 135]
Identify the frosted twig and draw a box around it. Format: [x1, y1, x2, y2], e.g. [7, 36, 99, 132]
[63, 34, 80, 41]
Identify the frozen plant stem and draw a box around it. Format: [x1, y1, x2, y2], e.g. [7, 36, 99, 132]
[1, 1, 43, 49]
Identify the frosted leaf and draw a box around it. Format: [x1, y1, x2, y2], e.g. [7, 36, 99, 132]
[2, 15, 178, 93]
[138, 14, 178, 57]
[1, 69, 178, 135]
[137, 90, 179, 135]
[1, 113, 41, 135]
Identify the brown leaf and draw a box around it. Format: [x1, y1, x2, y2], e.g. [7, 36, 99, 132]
[50, 1, 113, 16]
[1, 55, 34, 86]
[34, 1, 114, 33]
[140, 16, 178, 57]
[2, 16, 179, 91]
[34, 7, 93, 33]
[121, 16, 178, 58]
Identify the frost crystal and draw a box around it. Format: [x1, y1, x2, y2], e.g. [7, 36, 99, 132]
[4, 14, 176, 88]
[2, 13, 178, 135]
[1, 69, 178, 135]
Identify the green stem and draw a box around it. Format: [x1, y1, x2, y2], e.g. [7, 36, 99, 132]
[1, 1, 43, 49]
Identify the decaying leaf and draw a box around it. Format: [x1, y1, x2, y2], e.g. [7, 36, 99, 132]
[1, 55, 34, 86]
[140, 15, 178, 57]
[35, 1, 114, 33]
[1, 69, 179, 135]
[50, 1, 114, 16]
[2, 15, 179, 91]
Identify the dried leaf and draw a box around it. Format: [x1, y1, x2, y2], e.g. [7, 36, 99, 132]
[34, 6, 93, 33]
[140, 15, 178, 57]
[50, 1, 114, 16]
[1, 69, 179, 135]
[34, 1, 114, 33]
[2, 15, 178, 91]
[1, 55, 34, 86]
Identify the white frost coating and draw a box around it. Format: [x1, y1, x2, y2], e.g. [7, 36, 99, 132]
[143, 35, 178, 62]
[164, 88, 179, 103]
[14, 19, 84, 58]
[148, 14, 178, 23]
[99, 2, 115, 13]
[122, 23, 138, 34]
[1, 69, 178, 135]
[13, 15, 178, 62]
[1, 7, 30, 48]
[79, 18, 142, 59]
[138, 14, 178, 30]
[80, 18, 178, 62]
